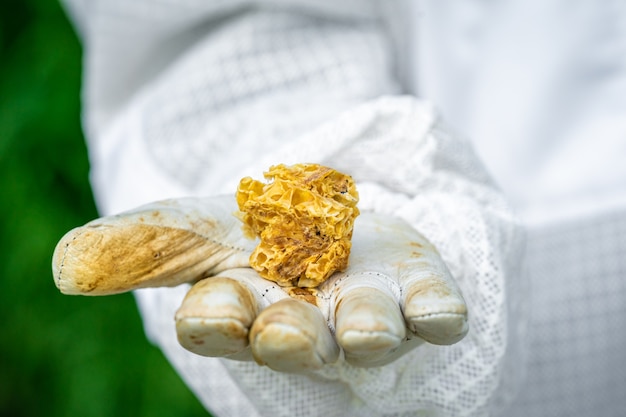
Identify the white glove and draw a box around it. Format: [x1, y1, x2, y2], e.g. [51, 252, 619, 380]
[56, 93, 524, 417]
[53, 194, 468, 372]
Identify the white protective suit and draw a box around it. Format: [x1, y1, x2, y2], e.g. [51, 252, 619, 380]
[62, 0, 626, 416]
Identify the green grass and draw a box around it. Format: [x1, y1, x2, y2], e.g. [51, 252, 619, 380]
[0, 1, 208, 416]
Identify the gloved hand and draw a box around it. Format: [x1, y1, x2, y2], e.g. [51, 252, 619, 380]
[53, 194, 468, 372]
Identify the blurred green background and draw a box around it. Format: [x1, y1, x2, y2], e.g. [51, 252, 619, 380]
[0, 1, 208, 416]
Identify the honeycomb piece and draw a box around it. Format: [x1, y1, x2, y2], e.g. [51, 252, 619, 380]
[236, 163, 359, 288]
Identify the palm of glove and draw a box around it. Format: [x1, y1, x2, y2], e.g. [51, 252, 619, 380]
[53, 195, 468, 372]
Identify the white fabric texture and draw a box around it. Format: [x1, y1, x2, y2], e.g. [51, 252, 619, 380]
[411, 3, 626, 416]
[62, 0, 626, 416]
[507, 210, 626, 417]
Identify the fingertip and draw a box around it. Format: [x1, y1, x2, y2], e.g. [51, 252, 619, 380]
[404, 296, 468, 345]
[51, 226, 104, 295]
[176, 316, 250, 356]
[52, 227, 78, 294]
[335, 287, 406, 365]
[403, 274, 469, 345]
[250, 298, 339, 372]
[407, 312, 468, 345]
[175, 277, 257, 357]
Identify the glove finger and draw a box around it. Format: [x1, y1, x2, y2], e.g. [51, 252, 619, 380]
[340, 212, 468, 346]
[335, 286, 407, 367]
[175, 276, 257, 359]
[401, 254, 468, 345]
[52, 196, 254, 295]
[249, 298, 339, 372]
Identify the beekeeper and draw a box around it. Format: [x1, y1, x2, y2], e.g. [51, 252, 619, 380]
[58, 1, 626, 416]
